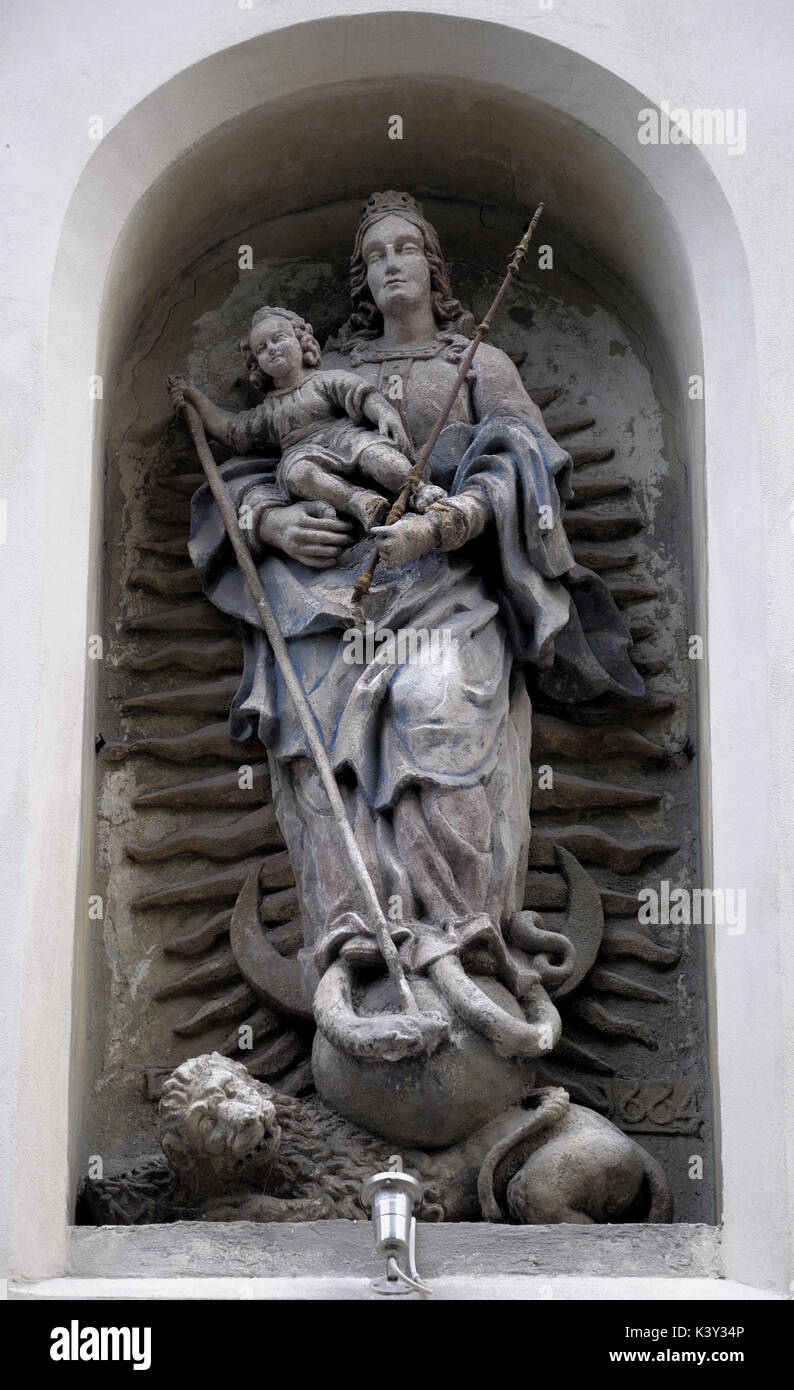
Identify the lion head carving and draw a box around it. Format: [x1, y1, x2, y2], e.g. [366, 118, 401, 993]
[158, 1053, 281, 1205]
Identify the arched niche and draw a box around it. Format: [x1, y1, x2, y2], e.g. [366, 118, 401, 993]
[15, 12, 779, 1292]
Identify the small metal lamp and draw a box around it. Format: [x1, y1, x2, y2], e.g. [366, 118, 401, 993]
[360, 1156, 431, 1295]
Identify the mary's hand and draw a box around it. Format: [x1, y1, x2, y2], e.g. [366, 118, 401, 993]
[371, 514, 436, 567]
[257, 500, 354, 568]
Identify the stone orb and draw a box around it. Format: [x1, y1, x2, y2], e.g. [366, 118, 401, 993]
[312, 973, 536, 1148]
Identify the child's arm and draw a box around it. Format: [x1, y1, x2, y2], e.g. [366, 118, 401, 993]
[360, 391, 411, 452]
[168, 375, 245, 446]
[319, 372, 411, 453]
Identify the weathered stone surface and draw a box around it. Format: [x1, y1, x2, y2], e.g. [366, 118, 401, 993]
[67, 1221, 722, 1281]
[87, 191, 712, 1224]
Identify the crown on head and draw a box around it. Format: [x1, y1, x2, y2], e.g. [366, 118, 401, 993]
[359, 190, 425, 222]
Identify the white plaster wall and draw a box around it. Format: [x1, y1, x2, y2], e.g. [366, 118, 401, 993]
[2, 0, 793, 1292]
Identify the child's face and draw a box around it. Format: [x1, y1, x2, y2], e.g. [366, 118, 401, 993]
[249, 316, 305, 385]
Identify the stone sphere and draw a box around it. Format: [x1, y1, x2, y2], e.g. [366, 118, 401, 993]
[312, 973, 536, 1149]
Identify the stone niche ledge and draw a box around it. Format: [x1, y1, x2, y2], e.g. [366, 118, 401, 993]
[67, 1221, 722, 1282]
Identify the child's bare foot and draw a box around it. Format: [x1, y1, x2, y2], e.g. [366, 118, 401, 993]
[348, 489, 390, 531]
[412, 482, 448, 513]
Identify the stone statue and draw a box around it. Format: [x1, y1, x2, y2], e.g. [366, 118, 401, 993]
[168, 304, 445, 534]
[86, 191, 673, 1226]
[82, 1052, 672, 1224]
[159, 1054, 671, 1224]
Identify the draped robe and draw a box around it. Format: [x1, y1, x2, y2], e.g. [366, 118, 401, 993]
[189, 335, 643, 995]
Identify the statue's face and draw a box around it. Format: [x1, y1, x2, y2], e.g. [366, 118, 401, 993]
[362, 214, 431, 319]
[249, 315, 303, 384]
[187, 1061, 279, 1160]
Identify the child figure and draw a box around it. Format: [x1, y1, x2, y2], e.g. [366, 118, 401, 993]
[169, 305, 445, 532]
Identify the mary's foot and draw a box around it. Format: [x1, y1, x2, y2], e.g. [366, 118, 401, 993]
[343, 1009, 450, 1063]
[314, 960, 450, 1062]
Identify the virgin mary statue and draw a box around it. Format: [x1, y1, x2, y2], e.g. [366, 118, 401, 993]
[185, 191, 643, 1146]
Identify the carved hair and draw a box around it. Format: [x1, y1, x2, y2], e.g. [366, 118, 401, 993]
[158, 1052, 279, 1204]
[332, 190, 476, 351]
[240, 305, 322, 393]
[153, 1053, 449, 1220]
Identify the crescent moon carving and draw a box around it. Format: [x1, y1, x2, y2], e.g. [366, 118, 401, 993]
[551, 845, 604, 1000]
[230, 869, 313, 1020]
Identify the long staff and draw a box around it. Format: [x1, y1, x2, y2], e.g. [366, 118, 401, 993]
[175, 397, 419, 1017]
[352, 203, 544, 604]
